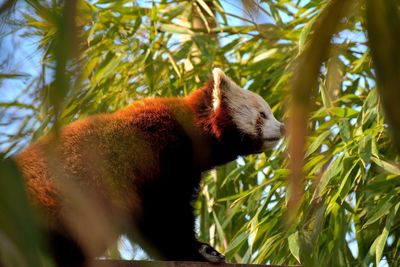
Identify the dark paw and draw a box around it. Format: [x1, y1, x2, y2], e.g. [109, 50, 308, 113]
[198, 243, 226, 263]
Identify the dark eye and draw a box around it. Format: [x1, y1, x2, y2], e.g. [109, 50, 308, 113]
[260, 111, 267, 119]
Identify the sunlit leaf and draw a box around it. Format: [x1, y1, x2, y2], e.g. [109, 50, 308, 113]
[288, 231, 300, 263]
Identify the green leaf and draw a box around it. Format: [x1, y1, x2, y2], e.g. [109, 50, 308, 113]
[192, 35, 213, 60]
[369, 203, 399, 266]
[288, 231, 300, 263]
[338, 119, 351, 143]
[159, 24, 193, 34]
[0, 73, 29, 79]
[298, 16, 315, 51]
[305, 130, 330, 158]
[212, 211, 227, 250]
[225, 230, 249, 255]
[317, 155, 344, 196]
[0, 159, 49, 267]
[371, 157, 400, 175]
[328, 107, 358, 118]
[196, 0, 215, 17]
[358, 134, 372, 166]
[337, 158, 359, 201]
[365, 88, 378, 108]
[91, 52, 121, 84]
[363, 201, 392, 229]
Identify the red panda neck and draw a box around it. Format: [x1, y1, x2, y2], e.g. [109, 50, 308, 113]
[156, 97, 213, 170]
[185, 84, 240, 169]
[186, 80, 215, 136]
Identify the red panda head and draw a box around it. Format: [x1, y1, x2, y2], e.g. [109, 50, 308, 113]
[190, 68, 284, 156]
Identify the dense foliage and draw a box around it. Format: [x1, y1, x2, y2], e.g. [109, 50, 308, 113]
[1, 0, 400, 266]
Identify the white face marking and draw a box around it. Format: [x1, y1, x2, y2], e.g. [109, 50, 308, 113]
[212, 68, 284, 148]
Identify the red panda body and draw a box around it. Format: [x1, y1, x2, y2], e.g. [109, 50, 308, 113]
[14, 69, 284, 266]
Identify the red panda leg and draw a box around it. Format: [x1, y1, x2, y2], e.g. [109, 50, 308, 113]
[134, 176, 225, 263]
[46, 230, 87, 267]
[197, 243, 226, 263]
[133, 201, 225, 262]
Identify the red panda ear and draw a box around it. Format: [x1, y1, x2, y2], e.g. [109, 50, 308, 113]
[211, 68, 228, 111]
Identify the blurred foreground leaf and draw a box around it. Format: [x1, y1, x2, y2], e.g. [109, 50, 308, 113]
[0, 158, 51, 267]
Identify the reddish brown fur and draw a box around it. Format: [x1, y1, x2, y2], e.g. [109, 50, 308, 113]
[14, 74, 264, 266]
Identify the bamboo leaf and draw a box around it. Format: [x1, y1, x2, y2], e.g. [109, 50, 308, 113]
[0, 159, 49, 267]
[0, 73, 29, 79]
[305, 130, 330, 158]
[363, 201, 392, 229]
[371, 157, 400, 175]
[159, 24, 193, 34]
[288, 231, 300, 263]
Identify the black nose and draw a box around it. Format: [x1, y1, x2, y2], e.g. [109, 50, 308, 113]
[280, 124, 285, 136]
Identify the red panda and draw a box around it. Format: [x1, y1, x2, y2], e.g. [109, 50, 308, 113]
[14, 68, 284, 266]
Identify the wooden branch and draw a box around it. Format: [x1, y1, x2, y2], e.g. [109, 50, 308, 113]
[94, 260, 299, 267]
